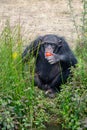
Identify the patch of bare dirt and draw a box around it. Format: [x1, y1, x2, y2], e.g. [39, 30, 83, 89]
[0, 0, 83, 48]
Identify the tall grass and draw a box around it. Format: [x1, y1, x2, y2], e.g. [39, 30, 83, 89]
[82, 0, 87, 43]
[0, 21, 35, 129]
[0, 21, 24, 97]
[57, 1, 87, 130]
[68, 0, 81, 41]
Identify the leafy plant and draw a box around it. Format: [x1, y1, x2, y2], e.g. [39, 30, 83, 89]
[57, 0, 87, 129]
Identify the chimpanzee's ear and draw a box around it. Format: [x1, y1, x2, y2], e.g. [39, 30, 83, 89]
[30, 36, 43, 51]
[57, 37, 63, 49]
[33, 36, 43, 46]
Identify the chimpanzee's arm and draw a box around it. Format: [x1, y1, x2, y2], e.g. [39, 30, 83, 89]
[45, 37, 77, 66]
[46, 51, 77, 66]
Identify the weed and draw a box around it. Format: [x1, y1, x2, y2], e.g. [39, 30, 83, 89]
[57, 0, 87, 130]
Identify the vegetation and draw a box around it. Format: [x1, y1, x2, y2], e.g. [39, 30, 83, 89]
[0, 21, 58, 130]
[0, 0, 87, 130]
[57, 0, 87, 130]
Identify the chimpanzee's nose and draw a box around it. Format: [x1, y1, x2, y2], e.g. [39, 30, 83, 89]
[48, 45, 52, 50]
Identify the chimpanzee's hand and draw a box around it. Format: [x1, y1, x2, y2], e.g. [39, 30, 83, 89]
[45, 53, 60, 64]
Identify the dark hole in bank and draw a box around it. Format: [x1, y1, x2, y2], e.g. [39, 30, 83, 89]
[45, 124, 67, 130]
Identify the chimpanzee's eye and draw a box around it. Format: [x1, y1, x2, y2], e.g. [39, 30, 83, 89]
[41, 44, 45, 51]
[44, 42, 48, 47]
[51, 44, 56, 49]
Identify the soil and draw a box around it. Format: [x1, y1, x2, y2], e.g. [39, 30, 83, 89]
[0, 0, 83, 48]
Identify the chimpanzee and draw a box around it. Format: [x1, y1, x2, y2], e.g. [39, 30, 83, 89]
[22, 34, 77, 98]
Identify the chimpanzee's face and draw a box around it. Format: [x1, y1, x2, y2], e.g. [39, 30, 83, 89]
[44, 42, 58, 53]
[40, 35, 63, 56]
[41, 41, 62, 56]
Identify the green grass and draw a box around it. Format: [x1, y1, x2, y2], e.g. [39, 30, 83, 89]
[57, 58, 87, 130]
[0, 21, 24, 97]
[56, 0, 87, 130]
[0, 21, 36, 129]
